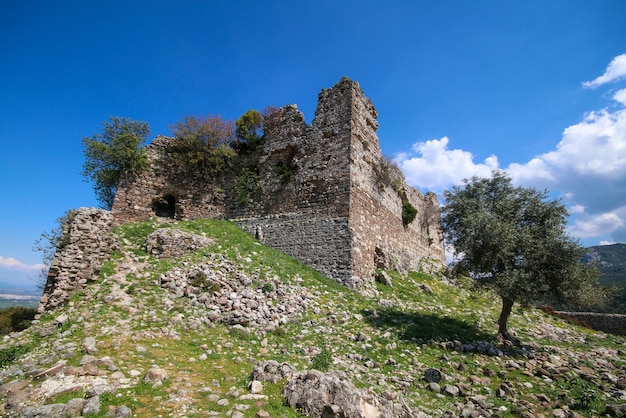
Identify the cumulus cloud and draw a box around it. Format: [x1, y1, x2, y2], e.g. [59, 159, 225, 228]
[568, 212, 625, 238]
[582, 54, 626, 88]
[401, 56, 626, 244]
[508, 88, 626, 215]
[509, 89, 626, 243]
[0, 256, 45, 272]
[396, 137, 498, 192]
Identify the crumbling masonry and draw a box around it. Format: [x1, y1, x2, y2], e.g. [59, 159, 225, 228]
[111, 78, 446, 289]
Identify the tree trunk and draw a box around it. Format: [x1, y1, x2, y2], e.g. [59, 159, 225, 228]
[497, 297, 517, 344]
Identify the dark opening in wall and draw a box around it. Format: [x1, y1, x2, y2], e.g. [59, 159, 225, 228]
[153, 195, 176, 218]
[374, 246, 387, 270]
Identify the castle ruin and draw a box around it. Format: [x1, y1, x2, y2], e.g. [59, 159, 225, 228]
[111, 78, 445, 289]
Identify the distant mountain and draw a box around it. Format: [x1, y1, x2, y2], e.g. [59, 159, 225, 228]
[584, 243, 626, 313]
[585, 243, 626, 287]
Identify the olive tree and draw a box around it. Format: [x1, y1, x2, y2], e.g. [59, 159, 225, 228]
[82, 117, 150, 209]
[441, 171, 599, 342]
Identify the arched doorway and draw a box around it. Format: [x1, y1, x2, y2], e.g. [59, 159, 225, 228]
[152, 194, 176, 218]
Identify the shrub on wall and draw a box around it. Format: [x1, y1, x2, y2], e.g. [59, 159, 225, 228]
[402, 202, 418, 227]
[167, 115, 237, 180]
[275, 160, 298, 185]
[82, 116, 150, 209]
[235, 167, 261, 205]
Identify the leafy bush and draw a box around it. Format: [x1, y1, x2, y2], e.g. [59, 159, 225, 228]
[566, 378, 604, 412]
[402, 202, 418, 226]
[0, 306, 37, 335]
[275, 160, 298, 185]
[311, 347, 333, 371]
[235, 167, 261, 204]
[0, 344, 34, 368]
[82, 117, 150, 209]
[235, 110, 263, 152]
[168, 115, 237, 180]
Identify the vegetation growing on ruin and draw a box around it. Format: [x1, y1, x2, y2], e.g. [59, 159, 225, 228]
[235, 167, 261, 205]
[82, 117, 150, 209]
[167, 115, 238, 180]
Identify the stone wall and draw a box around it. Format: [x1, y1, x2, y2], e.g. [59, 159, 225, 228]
[347, 81, 445, 282]
[111, 136, 226, 224]
[555, 311, 626, 336]
[111, 78, 446, 289]
[38, 208, 115, 313]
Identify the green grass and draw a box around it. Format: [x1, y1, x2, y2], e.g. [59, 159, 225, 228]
[3, 218, 626, 417]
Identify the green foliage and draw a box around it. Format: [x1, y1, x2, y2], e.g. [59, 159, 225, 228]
[555, 378, 605, 412]
[275, 160, 298, 185]
[168, 115, 237, 180]
[115, 220, 161, 256]
[0, 343, 35, 368]
[311, 347, 333, 371]
[441, 171, 600, 339]
[82, 116, 150, 209]
[0, 307, 37, 335]
[235, 109, 263, 151]
[402, 202, 417, 226]
[235, 167, 261, 204]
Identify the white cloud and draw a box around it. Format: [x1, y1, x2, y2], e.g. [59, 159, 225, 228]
[615, 88, 626, 106]
[582, 54, 626, 88]
[567, 211, 624, 238]
[396, 137, 498, 191]
[506, 89, 626, 216]
[401, 69, 626, 244]
[0, 256, 45, 272]
[507, 91, 626, 243]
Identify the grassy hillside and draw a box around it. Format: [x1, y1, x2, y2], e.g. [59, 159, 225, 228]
[1, 219, 625, 417]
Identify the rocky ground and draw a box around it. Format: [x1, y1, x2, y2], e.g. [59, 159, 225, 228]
[1, 218, 626, 417]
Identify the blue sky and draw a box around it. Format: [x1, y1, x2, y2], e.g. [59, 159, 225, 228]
[1, 1, 626, 293]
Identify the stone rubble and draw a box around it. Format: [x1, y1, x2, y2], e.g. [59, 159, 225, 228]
[158, 255, 312, 329]
[144, 228, 213, 258]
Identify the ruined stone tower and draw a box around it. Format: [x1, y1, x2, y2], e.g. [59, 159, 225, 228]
[112, 78, 445, 289]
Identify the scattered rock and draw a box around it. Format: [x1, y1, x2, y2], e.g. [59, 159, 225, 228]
[424, 368, 443, 383]
[83, 395, 101, 415]
[249, 380, 263, 394]
[606, 404, 626, 416]
[144, 228, 213, 258]
[283, 369, 411, 418]
[143, 366, 168, 386]
[442, 384, 460, 397]
[83, 336, 98, 354]
[375, 271, 393, 287]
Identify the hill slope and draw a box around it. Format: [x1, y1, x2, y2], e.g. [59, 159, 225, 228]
[1, 219, 626, 417]
[585, 243, 626, 313]
[586, 244, 626, 287]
